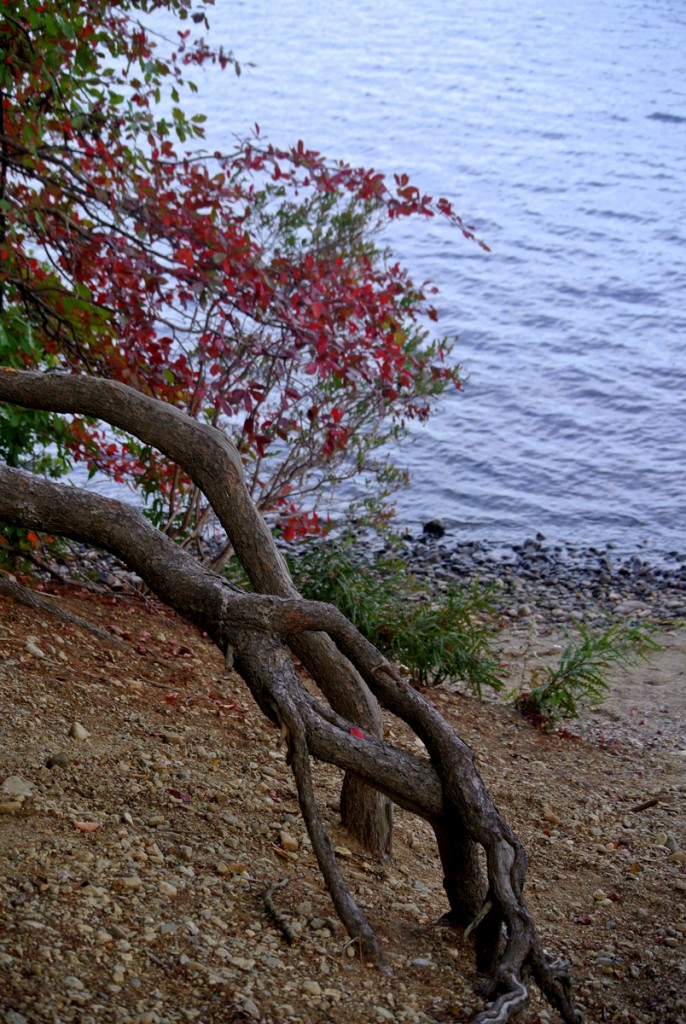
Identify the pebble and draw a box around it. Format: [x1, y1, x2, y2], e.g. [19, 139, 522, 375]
[119, 875, 143, 891]
[45, 753, 69, 769]
[158, 881, 178, 897]
[392, 902, 422, 917]
[25, 638, 46, 658]
[367, 532, 686, 628]
[279, 831, 299, 852]
[302, 979, 322, 997]
[423, 519, 446, 538]
[615, 600, 649, 615]
[1, 776, 33, 799]
[374, 1008, 395, 1021]
[0, 801, 22, 815]
[69, 721, 90, 741]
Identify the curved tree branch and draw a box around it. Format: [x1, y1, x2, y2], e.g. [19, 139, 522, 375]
[0, 369, 583, 1023]
[0, 366, 391, 854]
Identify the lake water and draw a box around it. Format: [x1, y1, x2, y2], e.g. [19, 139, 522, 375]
[146, 0, 686, 558]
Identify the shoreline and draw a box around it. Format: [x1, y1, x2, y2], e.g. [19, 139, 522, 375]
[394, 531, 686, 627]
[21, 527, 686, 631]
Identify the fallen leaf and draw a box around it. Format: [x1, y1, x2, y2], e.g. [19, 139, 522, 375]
[167, 789, 192, 803]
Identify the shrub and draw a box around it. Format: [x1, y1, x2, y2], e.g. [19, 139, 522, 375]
[509, 621, 661, 727]
[287, 537, 502, 695]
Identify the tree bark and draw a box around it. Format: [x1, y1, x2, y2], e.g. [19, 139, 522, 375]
[0, 369, 582, 1023]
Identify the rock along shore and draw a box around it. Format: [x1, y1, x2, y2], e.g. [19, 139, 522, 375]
[49, 526, 686, 631]
[396, 530, 686, 628]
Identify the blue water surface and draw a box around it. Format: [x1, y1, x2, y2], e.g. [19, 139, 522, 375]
[145, 0, 686, 556]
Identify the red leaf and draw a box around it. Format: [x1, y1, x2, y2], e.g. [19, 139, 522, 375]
[167, 788, 192, 803]
[349, 726, 365, 740]
[173, 247, 194, 270]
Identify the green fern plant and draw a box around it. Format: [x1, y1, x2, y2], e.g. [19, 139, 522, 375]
[510, 622, 661, 727]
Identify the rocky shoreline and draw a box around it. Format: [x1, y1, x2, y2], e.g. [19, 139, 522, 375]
[397, 530, 686, 627]
[37, 526, 686, 632]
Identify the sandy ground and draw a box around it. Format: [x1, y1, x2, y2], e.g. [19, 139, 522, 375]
[1, 581, 685, 1024]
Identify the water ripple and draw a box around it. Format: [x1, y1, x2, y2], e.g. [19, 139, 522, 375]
[135, 0, 686, 557]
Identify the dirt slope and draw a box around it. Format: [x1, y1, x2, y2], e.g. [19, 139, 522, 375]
[1, 584, 685, 1024]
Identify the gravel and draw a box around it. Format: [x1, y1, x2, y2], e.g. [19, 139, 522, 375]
[399, 531, 686, 626]
[2, 541, 685, 1023]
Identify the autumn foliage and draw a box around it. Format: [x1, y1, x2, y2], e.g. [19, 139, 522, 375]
[0, 0, 485, 549]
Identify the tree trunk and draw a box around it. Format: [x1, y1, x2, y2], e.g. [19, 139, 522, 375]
[0, 368, 582, 1023]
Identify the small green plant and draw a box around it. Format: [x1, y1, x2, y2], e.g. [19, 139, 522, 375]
[509, 622, 661, 727]
[0, 313, 78, 569]
[287, 536, 502, 695]
[386, 584, 501, 692]
[0, 314, 73, 478]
